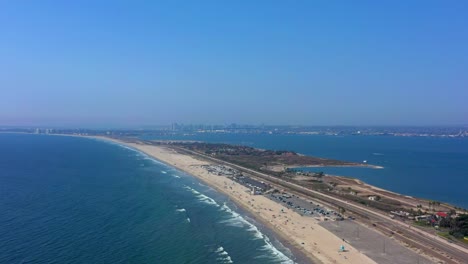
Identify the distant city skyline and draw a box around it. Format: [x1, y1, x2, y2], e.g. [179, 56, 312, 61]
[1, 1, 467, 127]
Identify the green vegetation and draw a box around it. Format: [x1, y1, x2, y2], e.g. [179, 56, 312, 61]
[413, 221, 430, 227]
[342, 194, 402, 212]
[285, 168, 325, 179]
[437, 232, 451, 239]
[170, 142, 357, 171]
[448, 214, 468, 239]
[433, 214, 468, 241]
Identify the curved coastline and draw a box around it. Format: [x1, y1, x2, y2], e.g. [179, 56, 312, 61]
[91, 136, 377, 264]
[5, 133, 466, 263]
[88, 136, 309, 263]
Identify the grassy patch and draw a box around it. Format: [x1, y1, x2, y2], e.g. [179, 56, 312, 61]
[413, 221, 430, 227]
[437, 232, 451, 239]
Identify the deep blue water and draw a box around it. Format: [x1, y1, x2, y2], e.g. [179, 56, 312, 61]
[0, 134, 294, 264]
[142, 133, 468, 208]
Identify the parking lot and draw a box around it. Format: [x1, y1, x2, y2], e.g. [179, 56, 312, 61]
[231, 175, 271, 195]
[269, 192, 344, 220]
[202, 164, 345, 220]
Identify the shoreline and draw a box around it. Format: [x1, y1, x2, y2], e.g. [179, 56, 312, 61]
[95, 136, 376, 264]
[96, 136, 312, 263]
[6, 133, 465, 262]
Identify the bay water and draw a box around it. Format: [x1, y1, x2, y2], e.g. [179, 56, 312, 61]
[143, 133, 468, 208]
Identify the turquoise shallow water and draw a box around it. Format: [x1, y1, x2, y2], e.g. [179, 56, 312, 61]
[142, 133, 468, 208]
[0, 134, 295, 264]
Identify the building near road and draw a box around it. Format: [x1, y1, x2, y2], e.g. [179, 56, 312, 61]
[436, 212, 448, 218]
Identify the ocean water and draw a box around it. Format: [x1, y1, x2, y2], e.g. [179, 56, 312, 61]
[0, 134, 295, 264]
[142, 133, 468, 208]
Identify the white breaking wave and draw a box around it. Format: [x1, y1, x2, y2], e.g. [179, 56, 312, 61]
[215, 246, 224, 253]
[184, 186, 219, 207]
[219, 204, 262, 238]
[215, 246, 233, 263]
[220, 204, 294, 264]
[198, 195, 219, 207]
[101, 139, 292, 263]
[256, 236, 295, 264]
[118, 144, 136, 152]
[172, 174, 181, 178]
[144, 157, 166, 166]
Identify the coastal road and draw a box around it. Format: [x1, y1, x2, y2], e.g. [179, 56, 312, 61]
[175, 146, 468, 264]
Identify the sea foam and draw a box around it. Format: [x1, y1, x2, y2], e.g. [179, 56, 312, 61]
[183, 186, 220, 207]
[220, 204, 294, 263]
[107, 140, 293, 263]
[215, 246, 233, 263]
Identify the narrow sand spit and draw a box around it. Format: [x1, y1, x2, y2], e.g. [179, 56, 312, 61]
[123, 141, 376, 264]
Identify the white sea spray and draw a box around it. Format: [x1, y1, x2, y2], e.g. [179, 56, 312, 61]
[183, 186, 220, 207]
[220, 204, 294, 264]
[215, 246, 234, 263]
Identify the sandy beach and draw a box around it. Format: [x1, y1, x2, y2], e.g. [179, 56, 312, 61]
[106, 138, 376, 264]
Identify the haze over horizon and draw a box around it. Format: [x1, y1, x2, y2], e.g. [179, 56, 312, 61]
[1, 1, 467, 127]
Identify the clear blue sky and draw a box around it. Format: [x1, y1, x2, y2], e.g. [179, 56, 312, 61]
[1, 1, 467, 127]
